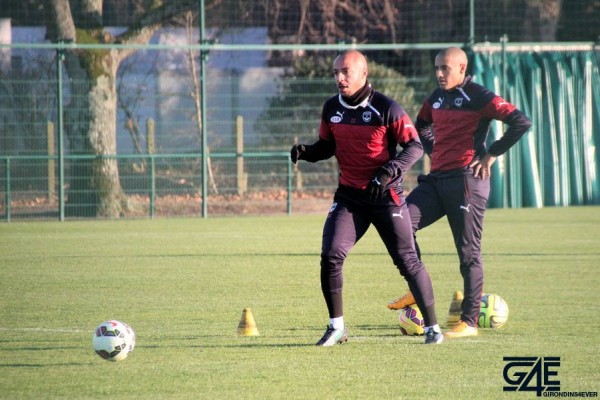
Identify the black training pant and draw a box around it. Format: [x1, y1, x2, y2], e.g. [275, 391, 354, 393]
[320, 186, 437, 326]
[407, 170, 490, 327]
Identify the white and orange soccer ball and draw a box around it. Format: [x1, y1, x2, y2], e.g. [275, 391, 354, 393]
[92, 320, 136, 362]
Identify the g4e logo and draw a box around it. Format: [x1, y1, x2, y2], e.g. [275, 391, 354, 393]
[503, 357, 560, 396]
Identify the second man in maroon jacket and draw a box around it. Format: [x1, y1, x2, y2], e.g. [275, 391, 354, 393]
[388, 47, 532, 339]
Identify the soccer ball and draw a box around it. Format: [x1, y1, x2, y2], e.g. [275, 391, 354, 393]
[478, 294, 509, 329]
[398, 304, 425, 336]
[92, 320, 136, 362]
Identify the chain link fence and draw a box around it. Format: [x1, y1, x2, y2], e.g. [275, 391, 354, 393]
[0, 1, 598, 220]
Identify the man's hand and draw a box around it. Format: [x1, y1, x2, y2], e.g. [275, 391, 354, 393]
[290, 144, 306, 164]
[470, 154, 497, 179]
[366, 172, 391, 202]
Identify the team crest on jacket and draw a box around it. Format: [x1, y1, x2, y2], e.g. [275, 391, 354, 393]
[454, 97, 463, 108]
[328, 202, 338, 216]
[362, 111, 372, 122]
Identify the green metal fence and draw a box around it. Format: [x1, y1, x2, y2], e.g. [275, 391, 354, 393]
[1, 1, 599, 220]
[0, 152, 303, 221]
[1, 39, 599, 220]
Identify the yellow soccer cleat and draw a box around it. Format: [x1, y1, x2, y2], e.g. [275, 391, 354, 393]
[444, 320, 478, 338]
[387, 291, 416, 310]
[446, 290, 464, 329]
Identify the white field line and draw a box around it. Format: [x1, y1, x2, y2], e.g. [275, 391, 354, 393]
[0, 327, 86, 333]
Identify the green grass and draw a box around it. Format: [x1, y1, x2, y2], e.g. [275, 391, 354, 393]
[1, 207, 600, 399]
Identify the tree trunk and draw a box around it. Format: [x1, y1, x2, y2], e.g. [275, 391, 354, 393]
[90, 73, 126, 217]
[46, 0, 198, 217]
[63, 48, 126, 217]
[48, 0, 126, 217]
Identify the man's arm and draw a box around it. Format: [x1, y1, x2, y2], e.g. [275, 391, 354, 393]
[471, 102, 532, 179]
[487, 109, 532, 157]
[290, 139, 335, 164]
[366, 105, 423, 201]
[291, 105, 337, 164]
[415, 101, 434, 156]
[379, 113, 424, 178]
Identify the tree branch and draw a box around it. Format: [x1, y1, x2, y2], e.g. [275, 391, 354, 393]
[46, 0, 77, 42]
[114, 0, 197, 62]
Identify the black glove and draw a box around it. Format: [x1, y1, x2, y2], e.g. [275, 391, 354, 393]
[290, 144, 306, 164]
[366, 171, 391, 202]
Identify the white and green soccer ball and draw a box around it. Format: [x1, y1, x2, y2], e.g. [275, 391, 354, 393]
[478, 294, 509, 329]
[92, 320, 136, 362]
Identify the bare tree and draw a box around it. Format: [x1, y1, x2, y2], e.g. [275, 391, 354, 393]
[178, 11, 218, 195]
[45, 0, 198, 217]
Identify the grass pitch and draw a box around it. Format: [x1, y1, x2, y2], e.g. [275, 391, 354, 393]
[1, 206, 599, 399]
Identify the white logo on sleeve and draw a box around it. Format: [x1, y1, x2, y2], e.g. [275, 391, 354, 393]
[392, 210, 404, 218]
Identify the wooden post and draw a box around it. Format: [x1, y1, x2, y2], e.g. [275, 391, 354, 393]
[293, 136, 302, 192]
[47, 121, 55, 202]
[147, 118, 155, 218]
[147, 118, 155, 154]
[236, 115, 247, 195]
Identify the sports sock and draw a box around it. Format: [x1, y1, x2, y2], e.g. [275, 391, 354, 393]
[424, 324, 441, 333]
[330, 316, 344, 330]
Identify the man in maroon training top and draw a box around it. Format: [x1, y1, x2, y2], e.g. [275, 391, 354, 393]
[291, 50, 443, 346]
[387, 47, 532, 338]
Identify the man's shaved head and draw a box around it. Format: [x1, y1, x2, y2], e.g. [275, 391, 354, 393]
[437, 47, 468, 65]
[434, 47, 468, 91]
[333, 50, 369, 98]
[335, 50, 368, 72]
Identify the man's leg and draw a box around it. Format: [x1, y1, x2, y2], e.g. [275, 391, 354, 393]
[372, 202, 435, 323]
[320, 200, 368, 318]
[317, 199, 369, 346]
[372, 199, 443, 343]
[408, 175, 446, 239]
[387, 175, 445, 310]
[442, 173, 489, 333]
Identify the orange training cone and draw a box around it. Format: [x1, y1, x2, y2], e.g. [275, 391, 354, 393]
[446, 290, 464, 329]
[238, 308, 259, 336]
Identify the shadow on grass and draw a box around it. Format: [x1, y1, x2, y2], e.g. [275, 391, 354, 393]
[5, 252, 598, 262]
[142, 342, 314, 349]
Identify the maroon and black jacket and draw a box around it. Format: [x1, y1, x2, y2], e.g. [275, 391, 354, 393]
[416, 75, 532, 173]
[300, 89, 423, 197]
